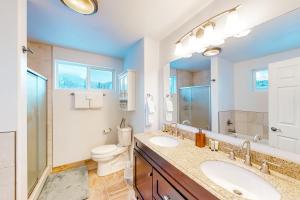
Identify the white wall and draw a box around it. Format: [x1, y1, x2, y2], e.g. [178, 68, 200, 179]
[0, 1, 28, 199]
[52, 46, 123, 167]
[233, 48, 300, 112]
[218, 57, 234, 111]
[144, 38, 160, 131]
[124, 38, 161, 133]
[210, 57, 234, 132]
[123, 39, 145, 133]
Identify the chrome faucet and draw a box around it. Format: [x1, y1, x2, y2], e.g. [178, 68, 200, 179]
[240, 140, 252, 166]
[182, 120, 191, 125]
[253, 134, 262, 142]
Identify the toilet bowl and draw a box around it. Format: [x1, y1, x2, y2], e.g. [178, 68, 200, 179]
[91, 127, 132, 176]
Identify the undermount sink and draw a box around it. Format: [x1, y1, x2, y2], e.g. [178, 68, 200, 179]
[200, 161, 280, 200]
[149, 136, 179, 147]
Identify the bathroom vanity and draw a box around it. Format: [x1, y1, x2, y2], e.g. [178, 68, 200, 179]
[134, 137, 218, 200]
[133, 132, 300, 200]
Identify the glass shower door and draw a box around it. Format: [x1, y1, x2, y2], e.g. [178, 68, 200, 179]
[179, 87, 192, 124]
[191, 86, 211, 130]
[178, 85, 211, 130]
[27, 70, 47, 194]
[27, 72, 39, 193]
[37, 77, 47, 177]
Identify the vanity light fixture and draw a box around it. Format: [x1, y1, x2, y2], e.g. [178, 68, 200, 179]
[225, 9, 251, 37]
[61, 0, 98, 15]
[174, 5, 250, 58]
[203, 47, 221, 57]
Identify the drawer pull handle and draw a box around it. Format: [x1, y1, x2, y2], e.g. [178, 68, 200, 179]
[147, 172, 153, 177]
[163, 195, 171, 200]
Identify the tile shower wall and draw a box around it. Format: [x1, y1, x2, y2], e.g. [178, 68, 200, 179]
[219, 110, 269, 139]
[0, 132, 15, 200]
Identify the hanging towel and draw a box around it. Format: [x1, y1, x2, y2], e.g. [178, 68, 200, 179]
[88, 92, 104, 109]
[74, 92, 89, 109]
[146, 96, 155, 126]
[146, 96, 155, 113]
[165, 96, 173, 122]
[166, 112, 173, 122]
[165, 97, 174, 112]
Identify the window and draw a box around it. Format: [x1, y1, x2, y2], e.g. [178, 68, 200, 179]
[56, 61, 87, 89]
[169, 76, 177, 94]
[253, 69, 269, 90]
[56, 60, 114, 90]
[90, 68, 113, 89]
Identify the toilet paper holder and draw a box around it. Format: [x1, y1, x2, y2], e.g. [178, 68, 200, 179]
[103, 128, 112, 134]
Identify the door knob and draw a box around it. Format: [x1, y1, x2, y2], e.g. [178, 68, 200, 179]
[271, 127, 281, 132]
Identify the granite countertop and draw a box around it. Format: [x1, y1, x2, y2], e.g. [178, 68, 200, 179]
[134, 131, 300, 200]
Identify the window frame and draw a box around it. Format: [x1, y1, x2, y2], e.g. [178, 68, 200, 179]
[252, 68, 269, 92]
[88, 66, 115, 90]
[55, 60, 115, 91]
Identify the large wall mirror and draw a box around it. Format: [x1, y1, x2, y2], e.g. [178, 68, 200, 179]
[164, 8, 300, 154]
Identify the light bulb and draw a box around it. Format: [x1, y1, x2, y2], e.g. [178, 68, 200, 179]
[188, 34, 198, 53]
[225, 9, 250, 38]
[175, 42, 184, 57]
[203, 23, 224, 47]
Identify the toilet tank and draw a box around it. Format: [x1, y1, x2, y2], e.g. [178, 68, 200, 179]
[117, 127, 132, 146]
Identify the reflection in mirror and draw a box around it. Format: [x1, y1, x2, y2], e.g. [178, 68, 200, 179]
[169, 55, 211, 130]
[165, 8, 300, 154]
[216, 7, 300, 154]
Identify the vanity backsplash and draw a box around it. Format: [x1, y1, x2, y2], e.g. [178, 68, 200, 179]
[165, 124, 300, 180]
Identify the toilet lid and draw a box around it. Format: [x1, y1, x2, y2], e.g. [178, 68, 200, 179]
[91, 145, 117, 155]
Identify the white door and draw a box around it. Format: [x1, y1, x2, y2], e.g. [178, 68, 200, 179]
[269, 57, 300, 154]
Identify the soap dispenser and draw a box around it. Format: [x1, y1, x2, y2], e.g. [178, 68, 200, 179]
[195, 129, 205, 148]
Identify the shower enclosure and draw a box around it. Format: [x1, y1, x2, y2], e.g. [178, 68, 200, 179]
[27, 69, 47, 194]
[179, 85, 211, 130]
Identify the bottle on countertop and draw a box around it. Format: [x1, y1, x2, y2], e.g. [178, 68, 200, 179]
[195, 129, 205, 148]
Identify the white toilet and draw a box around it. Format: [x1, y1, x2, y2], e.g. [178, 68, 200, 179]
[91, 127, 132, 176]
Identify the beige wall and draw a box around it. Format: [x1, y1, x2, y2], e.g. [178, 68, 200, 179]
[28, 41, 53, 167]
[176, 69, 210, 89]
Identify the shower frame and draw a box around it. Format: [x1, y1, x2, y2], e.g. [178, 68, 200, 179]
[27, 68, 48, 196]
[177, 84, 211, 130]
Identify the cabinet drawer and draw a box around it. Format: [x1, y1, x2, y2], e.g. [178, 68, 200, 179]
[153, 169, 185, 200]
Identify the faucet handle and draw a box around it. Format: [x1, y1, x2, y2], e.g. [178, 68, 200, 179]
[260, 160, 281, 174]
[260, 160, 270, 174]
[223, 147, 236, 160]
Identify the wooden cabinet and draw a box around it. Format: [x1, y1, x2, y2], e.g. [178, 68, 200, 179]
[134, 139, 219, 200]
[134, 151, 153, 200]
[153, 169, 185, 200]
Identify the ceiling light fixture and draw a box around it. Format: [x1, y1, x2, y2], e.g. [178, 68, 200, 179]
[203, 47, 222, 57]
[61, 0, 98, 15]
[174, 5, 251, 58]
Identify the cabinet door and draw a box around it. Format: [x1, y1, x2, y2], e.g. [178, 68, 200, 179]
[153, 169, 185, 200]
[134, 151, 153, 200]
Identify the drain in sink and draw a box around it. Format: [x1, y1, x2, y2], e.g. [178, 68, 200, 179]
[233, 189, 243, 196]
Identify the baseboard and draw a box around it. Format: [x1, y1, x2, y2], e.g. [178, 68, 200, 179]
[28, 166, 51, 200]
[52, 159, 97, 173]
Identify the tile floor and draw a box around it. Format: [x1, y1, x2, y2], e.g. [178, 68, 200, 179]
[88, 169, 135, 200]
